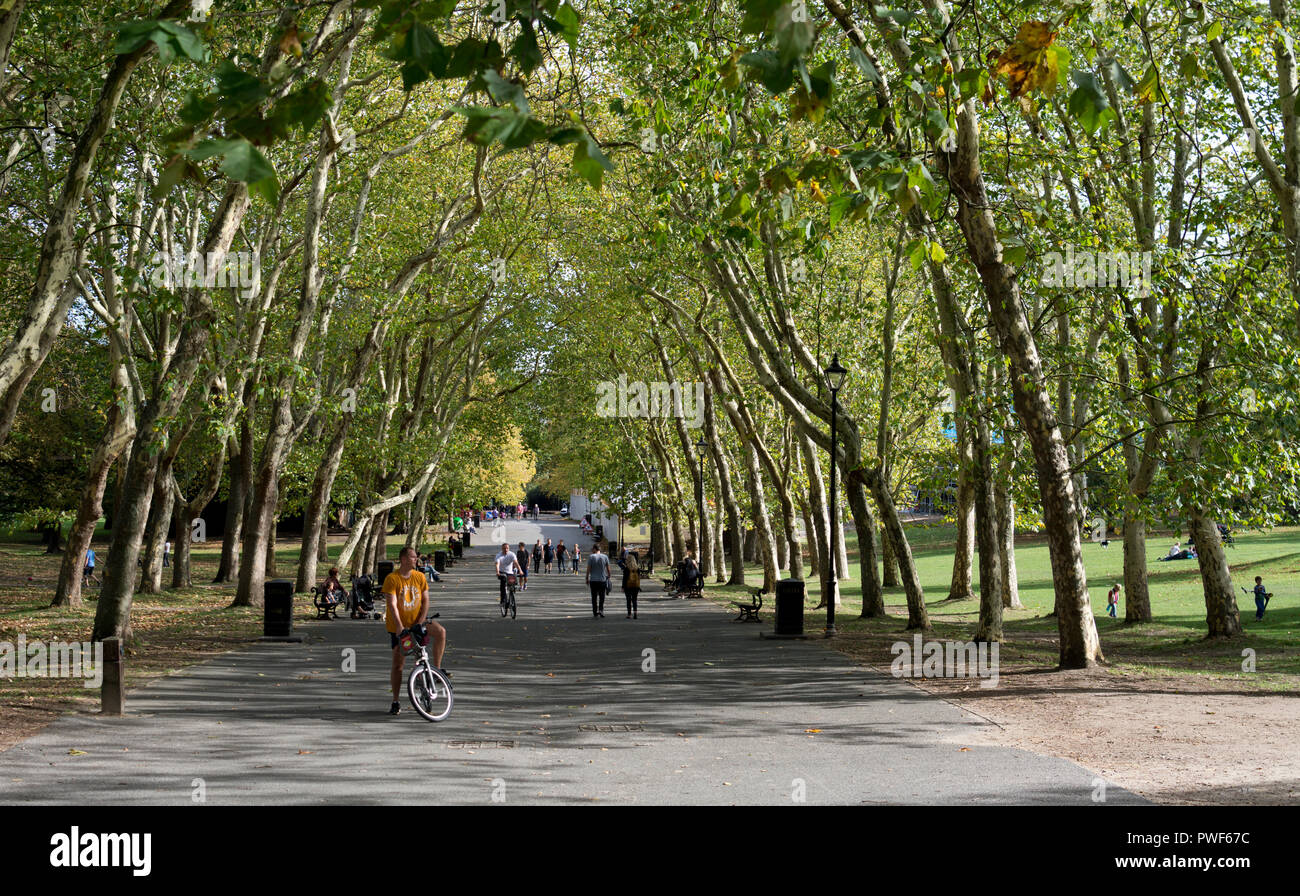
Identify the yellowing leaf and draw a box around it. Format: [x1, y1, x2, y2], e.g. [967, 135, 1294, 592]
[994, 22, 1061, 98]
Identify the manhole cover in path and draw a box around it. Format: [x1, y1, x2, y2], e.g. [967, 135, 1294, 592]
[446, 740, 516, 749]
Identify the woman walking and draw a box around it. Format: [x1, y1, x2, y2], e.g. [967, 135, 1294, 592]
[623, 554, 641, 619]
[571, 543, 581, 574]
[516, 542, 530, 590]
[543, 538, 554, 573]
[532, 539, 542, 574]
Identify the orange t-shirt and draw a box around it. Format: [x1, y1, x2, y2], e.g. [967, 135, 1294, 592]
[383, 569, 428, 633]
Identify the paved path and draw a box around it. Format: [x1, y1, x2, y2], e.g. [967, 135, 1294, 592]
[0, 516, 1143, 804]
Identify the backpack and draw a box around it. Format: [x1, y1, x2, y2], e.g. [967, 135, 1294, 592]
[626, 567, 641, 589]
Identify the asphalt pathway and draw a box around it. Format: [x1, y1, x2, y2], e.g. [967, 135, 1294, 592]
[0, 516, 1143, 804]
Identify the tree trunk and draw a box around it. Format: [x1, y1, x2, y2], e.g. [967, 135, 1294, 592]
[863, 466, 927, 629]
[1190, 513, 1243, 637]
[214, 431, 248, 583]
[997, 482, 1022, 610]
[91, 451, 160, 644]
[970, 405, 1005, 641]
[171, 489, 191, 589]
[846, 471, 884, 616]
[52, 413, 132, 607]
[140, 460, 175, 594]
[1122, 516, 1152, 623]
[880, 528, 900, 587]
[947, 415, 976, 601]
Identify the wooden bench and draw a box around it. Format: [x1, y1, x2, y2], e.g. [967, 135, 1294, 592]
[732, 588, 763, 622]
[311, 586, 342, 620]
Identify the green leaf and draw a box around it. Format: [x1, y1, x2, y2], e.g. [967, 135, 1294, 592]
[482, 70, 529, 113]
[739, 50, 795, 94]
[510, 19, 543, 75]
[1101, 56, 1136, 94]
[278, 79, 332, 132]
[216, 61, 268, 108]
[187, 137, 276, 185]
[1206, 20, 1223, 41]
[541, 2, 580, 49]
[1067, 70, 1113, 135]
[406, 22, 447, 79]
[1134, 64, 1160, 104]
[848, 46, 881, 84]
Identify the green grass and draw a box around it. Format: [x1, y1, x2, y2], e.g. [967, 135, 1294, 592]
[702, 524, 1300, 684]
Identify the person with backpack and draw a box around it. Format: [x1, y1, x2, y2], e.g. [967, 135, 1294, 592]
[1106, 583, 1121, 618]
[623, 553, 642, 619]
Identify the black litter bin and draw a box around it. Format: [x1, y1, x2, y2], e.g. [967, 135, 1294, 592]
[433, 550, 447, 573]
[264, 579, 294, 638]
[461, 530, 472, 548]
[451, 539, 462, 560]
[774, 578, 805, 636]
[377, 559, 394, 583]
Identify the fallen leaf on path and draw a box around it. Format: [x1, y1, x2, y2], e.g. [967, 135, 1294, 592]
[67, 749, 87, 756]
[804, 728, 821, 734]
[297, 750, 313, 755]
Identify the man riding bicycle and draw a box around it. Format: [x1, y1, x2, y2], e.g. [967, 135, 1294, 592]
[385, 546, 446, 716]
[495, 542, 522, 606]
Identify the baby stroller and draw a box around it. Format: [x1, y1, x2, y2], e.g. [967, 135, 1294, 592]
[349, 575, 381, 619]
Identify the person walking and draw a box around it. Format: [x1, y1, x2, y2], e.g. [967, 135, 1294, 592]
[543, 538, 554, 573]
[1253, 576, 1270, 621]
[162, 540, 171, 568]
[1106, 583, 1121, 618]
[556, 540, 567, 573]
[532, 539, 542, 574]
[516, 542, 530, 591]
[586, 544, 611, 618]
[571, 543, 581, 574]
[623, 554, 641, 619]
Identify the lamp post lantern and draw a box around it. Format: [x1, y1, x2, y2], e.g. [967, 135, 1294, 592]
[824, 354, 847, 637]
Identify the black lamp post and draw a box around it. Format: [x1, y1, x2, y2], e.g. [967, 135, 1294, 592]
[648, 465, 658, 575]
[824, 354, 847, 637]
[695, 435, 707, 567]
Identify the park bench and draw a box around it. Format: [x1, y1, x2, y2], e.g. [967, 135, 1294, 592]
[732, 588, 763, 622]
[662, 564, 703, 599]
[310, 585, 342, 620]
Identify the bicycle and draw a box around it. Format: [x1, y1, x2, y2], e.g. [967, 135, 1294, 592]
[400, 615, 453, 722]
[500, 573, 517, 619]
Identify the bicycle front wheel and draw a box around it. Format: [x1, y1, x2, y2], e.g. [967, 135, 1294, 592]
[408, 664, 453, 721]
[509, 592, 516, 619]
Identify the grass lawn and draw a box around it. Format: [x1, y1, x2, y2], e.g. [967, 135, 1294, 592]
[701, 523, 1300, 687]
